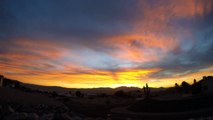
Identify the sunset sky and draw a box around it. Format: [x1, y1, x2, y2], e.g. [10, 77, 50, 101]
[0, 0, 213, 88]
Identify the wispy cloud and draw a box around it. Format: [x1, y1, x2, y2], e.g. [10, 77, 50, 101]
[0, 0, 212, 88]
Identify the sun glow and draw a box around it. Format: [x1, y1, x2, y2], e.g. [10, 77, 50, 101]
[0, 0, 212, 88]
[3, 67, 212, 88]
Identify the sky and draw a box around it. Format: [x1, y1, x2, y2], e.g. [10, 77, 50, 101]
[0, 0, 213, 88]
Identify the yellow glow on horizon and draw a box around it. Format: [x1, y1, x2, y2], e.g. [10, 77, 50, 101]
[0, 0, 213, 90]
[4, 66, 212, 88]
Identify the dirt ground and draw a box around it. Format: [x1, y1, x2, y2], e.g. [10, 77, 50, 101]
[0, 87, 61, 106]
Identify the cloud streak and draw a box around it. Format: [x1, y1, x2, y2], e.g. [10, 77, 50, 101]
[0, 0, 213, 88]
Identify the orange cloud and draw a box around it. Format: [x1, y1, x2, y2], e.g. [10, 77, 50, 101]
[104, 34, 179, 62]
[102, 0, 212, 63]
[134, 0, 212, 34]
[3, 64, 212, 88]
[1, 0, 212, 88]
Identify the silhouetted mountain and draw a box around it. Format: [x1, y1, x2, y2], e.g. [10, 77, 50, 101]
[1, 75, 212, 95]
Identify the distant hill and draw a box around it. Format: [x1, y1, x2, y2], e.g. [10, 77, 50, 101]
[23, 84, 142, 94]
[22, 83, 167, 95]
[2, 75, 212, 95]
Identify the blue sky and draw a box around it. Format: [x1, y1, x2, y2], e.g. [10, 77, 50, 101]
[0, 0, 213, 88]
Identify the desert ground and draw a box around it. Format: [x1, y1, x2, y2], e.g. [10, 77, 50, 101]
[1, 76, 213, 120]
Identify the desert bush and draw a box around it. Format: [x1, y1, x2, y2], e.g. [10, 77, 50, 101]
[114, 90, 128, 97]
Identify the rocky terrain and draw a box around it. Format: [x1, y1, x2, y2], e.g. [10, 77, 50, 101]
[0, 76, 213, 120]
[0, 87, 85, 120]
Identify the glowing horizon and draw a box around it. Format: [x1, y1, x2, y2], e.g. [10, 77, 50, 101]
[0, 0, 213, 88]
